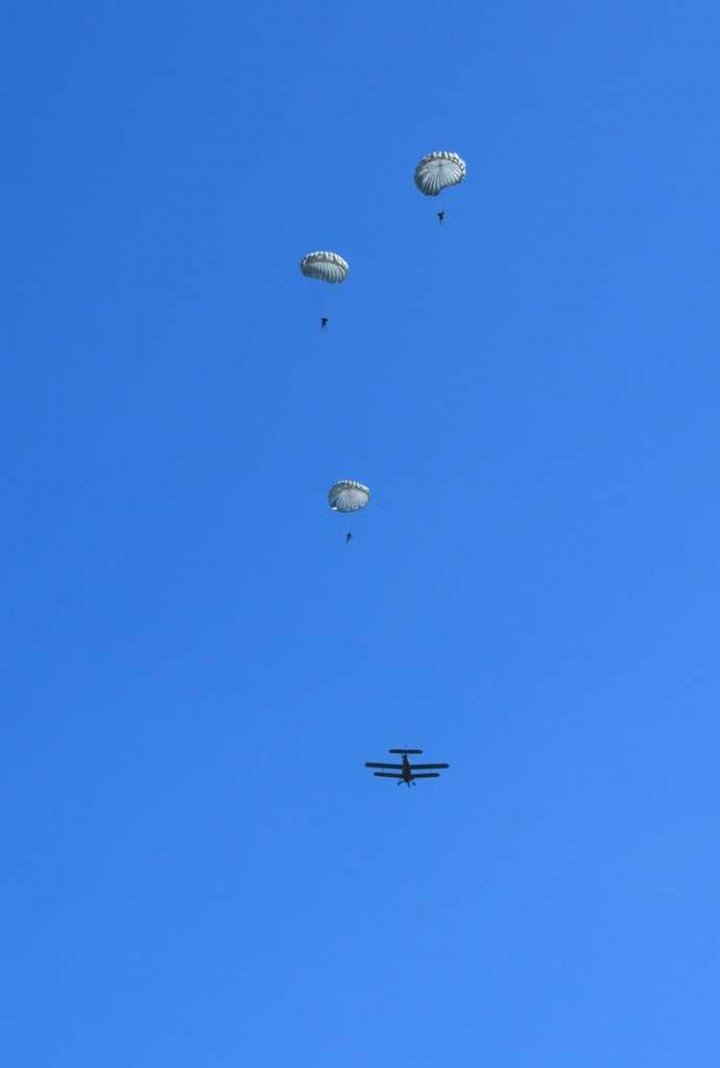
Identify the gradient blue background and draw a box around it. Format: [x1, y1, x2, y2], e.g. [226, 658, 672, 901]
[2, 2, 719, 1064]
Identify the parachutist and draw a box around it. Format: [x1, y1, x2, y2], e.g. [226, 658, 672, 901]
[345, 532, 353, 544]
[320, 317, 329, 329]
[437, 211, 446, 223]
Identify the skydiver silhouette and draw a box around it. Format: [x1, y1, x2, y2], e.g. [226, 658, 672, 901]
[345, 532, 352, 544]
[437, 211, 446, 224]
[320, 317, 329, 329]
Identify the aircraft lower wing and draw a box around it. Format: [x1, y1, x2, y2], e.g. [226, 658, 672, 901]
[411, 772, 440, 779]
[373, 772, 403, 779]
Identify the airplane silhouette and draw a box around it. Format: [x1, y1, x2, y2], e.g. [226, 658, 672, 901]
[365, 749, 449, 787]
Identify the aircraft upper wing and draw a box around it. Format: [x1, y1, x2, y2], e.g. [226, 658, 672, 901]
[410, 763, 449, 770]
[365, 762, 403, 770]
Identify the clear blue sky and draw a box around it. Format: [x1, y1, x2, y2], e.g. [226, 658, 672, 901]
[2, 2, 719, 1064]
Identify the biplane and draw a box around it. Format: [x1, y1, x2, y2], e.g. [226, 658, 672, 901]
[364, 749, 449, 787]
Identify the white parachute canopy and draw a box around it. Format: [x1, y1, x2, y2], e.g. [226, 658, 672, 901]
[300, 251, 349, 284]
[328, 480, 370, 513]
[414, 151, 466, 197]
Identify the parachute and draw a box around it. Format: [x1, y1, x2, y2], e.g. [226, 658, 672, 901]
[328, 480, 370, 513]
[413, 152, 466, 197]
[300, 251, 349, 284]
